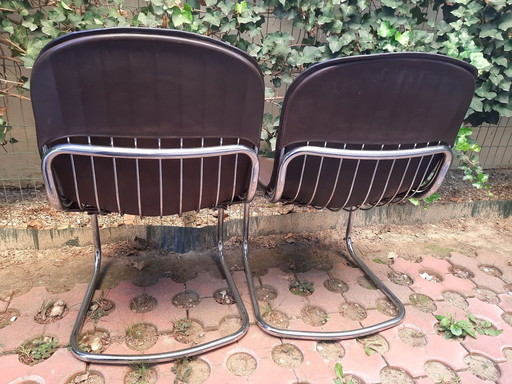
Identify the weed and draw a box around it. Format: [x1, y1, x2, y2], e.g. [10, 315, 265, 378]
[435, 313, 503, 339]
[126, 323, 146, 341]
[172, 358, 192, 384]
[87, 297, 115, 322]
[127, 363, 155, 384]
[173, 318, 192, 337]
[18, 336, 58, 365]
[333, 362, 356, 384]
[289, 279, 315, 296]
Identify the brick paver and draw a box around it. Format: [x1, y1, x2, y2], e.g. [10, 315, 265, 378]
[2, 222, 511, 384]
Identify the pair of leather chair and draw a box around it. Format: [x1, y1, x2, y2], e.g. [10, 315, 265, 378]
[31, 28, 476, 364]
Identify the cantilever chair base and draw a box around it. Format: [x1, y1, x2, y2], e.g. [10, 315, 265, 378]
[70, 209, 249, 364]
[243, 209, 405, 340]
[40, 142, 259, 364]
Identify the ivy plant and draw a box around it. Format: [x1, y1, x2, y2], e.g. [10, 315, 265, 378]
[1, 0, 510, 189]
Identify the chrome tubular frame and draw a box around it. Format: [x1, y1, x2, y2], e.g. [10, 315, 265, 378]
[243, 209, 406, 340]
[42, 142, 258, 364]
[244, 144, 452, 340]
[42, 142, 259, 212]
[270, 144, 452, 204]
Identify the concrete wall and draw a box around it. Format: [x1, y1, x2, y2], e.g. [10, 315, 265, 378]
[1, 200, 510, 252]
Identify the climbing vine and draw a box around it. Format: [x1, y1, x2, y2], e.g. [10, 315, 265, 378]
[1, 0, 510, 186]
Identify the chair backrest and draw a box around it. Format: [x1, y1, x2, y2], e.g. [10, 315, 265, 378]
[32, 28, 264, 216]
[270, 53, 476, 209]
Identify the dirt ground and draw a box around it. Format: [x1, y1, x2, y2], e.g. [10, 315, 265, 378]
[0, 214, 511, 301]
[1, 168, 511, 230]
[0, 168, 511, 301]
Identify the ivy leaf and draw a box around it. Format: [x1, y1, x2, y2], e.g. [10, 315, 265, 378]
[470, 96, 484, 112]
[235, 1, 247, 14]
[395, 30, 411, 46]
[377, 21, 395, 38]
[469, 52, 492, 71]
[381, 0, 403, 7]
[327, 36, 343, 53]
[203, 11, 221, 26]
[498, 12, 512, 31]
[217, 1, 233, 15]
[59, 1, 72, 10]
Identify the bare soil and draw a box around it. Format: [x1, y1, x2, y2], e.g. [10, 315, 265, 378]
[409, 293, 437, 313]
[124, 366, 157, 384]
[474, 287, 500, 305]
[173, 319, 205, 345]
[262, 309, 289, 329]
[464, 354, 501, 382]
[479, 264, 503, 277]
[66, 371, 105, 384]
[213, 288, 235, 305]
[226, 352, 257, 376]
[388, 271, 414, 286]
[442, 291, 469, 310]
[78, 329, 111, 354]
[424, 361, 458, 384]
[315, 341, 345, 361]
[356, 334, 389, 355]
[502, 312, 512, 327]
[398, 327, 427, 347]
[172, 358, 210, 384]
[218, 316, 243, 336]
[340, 302, 367, 321]
[300, 305, 328, 327]
[449, 265, 474, 279]
[125, 322, 158, 351]
[357, 276, 377, 290]
[379, 367, 415, 384]
[34, 299, 68, 324]
[255, 285, 277, 301]
[418, 270, 444, 283]
[172, 290, 201, 309]
[129, 293, 158, 313]
[271, 343, 303, 369]
[376, 298, 399, 317]
[87, 298, 115, 321]
[323, 277, 348, 293]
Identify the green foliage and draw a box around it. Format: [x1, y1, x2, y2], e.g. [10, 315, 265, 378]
[18, 336, 58, 365]
[289, 279, 315, 296]
[1, 0, 510, 182]
[173, 318, 192, 336]
[454, 125, 491, 190]
[435, 313, 503, 340]
[333, 362, 356, 384]
[172, 358, 192, 384]
[128, 363, 155, 384]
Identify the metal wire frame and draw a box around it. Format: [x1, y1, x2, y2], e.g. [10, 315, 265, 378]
[42, 141, 260, 213]
[244, 144, 452, 340]
[41, 141, 259, 364]
[270, 144, 452, 207]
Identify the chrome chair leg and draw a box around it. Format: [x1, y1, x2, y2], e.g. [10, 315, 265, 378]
[69, 212, 249, 364]
[243, 210, 405, 340]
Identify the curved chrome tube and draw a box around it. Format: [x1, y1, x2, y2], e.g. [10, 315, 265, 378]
[270, 144, 452, 204]
[42, 143, 259, 212]
[69, 211, 250, 364]
[243, 210, 405, 340]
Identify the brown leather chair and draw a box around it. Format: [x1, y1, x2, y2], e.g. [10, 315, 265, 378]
[32, 28, 264, 363]
[247, 52, 477, 340]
